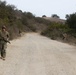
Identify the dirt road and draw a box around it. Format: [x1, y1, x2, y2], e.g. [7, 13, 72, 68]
[0, 33, 76, 75]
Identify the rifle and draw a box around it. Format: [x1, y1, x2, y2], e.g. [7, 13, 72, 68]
[1, 36, 11, 44]
[3, 39, 11, 44]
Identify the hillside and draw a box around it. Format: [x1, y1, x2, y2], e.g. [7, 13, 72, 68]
[0, 0, 76, 45]
[43, 17, 65, 24]
[0, 1, 51, 39]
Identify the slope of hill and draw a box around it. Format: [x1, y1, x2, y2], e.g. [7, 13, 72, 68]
[43, 17, 65, 24]
[0, 1, 51, 39]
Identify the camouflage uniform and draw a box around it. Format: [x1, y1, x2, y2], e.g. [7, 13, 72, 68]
[0, 26, 9, 60]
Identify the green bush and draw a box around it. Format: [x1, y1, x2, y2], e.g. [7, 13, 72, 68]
[41, 22, 70, 40]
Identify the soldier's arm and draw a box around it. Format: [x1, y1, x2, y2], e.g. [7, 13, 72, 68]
[5, 31, 10, 44]
[0, 30, 3, 40]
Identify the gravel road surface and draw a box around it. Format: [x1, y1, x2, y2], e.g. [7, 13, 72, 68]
[0, 33, 76, 75]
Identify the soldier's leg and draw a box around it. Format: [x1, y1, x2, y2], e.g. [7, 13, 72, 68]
[1, 44, 3, 58]
[0, 44, 2, 58]
[1, 44, 7, 59]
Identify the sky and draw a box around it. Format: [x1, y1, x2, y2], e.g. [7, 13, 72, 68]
[2, 0, 76, 19]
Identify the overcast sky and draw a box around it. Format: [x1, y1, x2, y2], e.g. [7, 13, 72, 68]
[2, 0, 76, 19]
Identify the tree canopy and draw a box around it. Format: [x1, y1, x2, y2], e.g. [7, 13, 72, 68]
[66, 13, 76, 32]
[51, 14, 60, 18]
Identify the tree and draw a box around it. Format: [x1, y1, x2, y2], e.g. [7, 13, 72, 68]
[7, 4, 16, 11]
[42, 15, 46, 17]
[65, 14, 69, 19]
[66, 13, 76, 32]
[0, 1, 6, 7]
[26, 12, 35, 19]
[51, 14, 60, 18]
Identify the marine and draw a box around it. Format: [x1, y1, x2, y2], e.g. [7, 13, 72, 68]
[0, 26, 10, 60]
